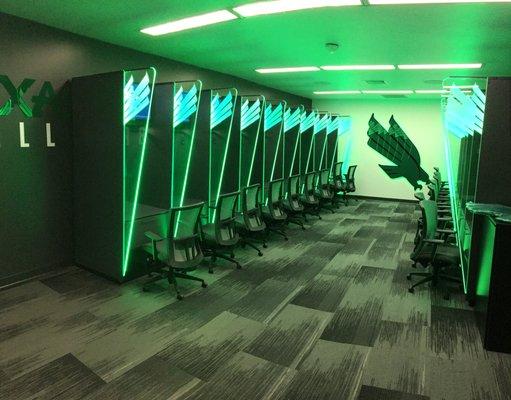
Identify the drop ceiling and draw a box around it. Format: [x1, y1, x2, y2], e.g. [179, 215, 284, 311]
[1, 0, 510, 99]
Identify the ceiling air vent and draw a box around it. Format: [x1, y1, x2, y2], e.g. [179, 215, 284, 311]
[365, 80, 387, 85]
[382, 94, 408, 98]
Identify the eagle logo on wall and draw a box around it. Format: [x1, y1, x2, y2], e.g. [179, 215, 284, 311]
[367, 114, 429, 189]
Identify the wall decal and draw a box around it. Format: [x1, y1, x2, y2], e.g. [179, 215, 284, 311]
[367, 114, 429, 189]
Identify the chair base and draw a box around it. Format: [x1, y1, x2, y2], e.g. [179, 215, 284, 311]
[407, 265, 461, 300]
[142, 266, 207, 300]
[240, 238, 264, 257]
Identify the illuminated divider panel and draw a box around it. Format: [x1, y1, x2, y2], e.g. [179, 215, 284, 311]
[313, 113, 330, 172]
[239, 95, 265, 195]
[262, 100, 286, 201]
[208, 88, 238, 222]
[283, 105, 304, 180]
[300, 109, 318, 177]
[71, 67, 156, 282]
[336, 117, 353, 174]
[171, 80, 202, 235]
[442, 82, 486, 293]
[326, 116, 341, 176]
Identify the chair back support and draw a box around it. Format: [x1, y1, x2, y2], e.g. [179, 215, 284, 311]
[286, 174, 303, 211]
[303, 172, 318, 203]
[411, 200, 438, 260]
[168, 202, 205, 265]
[346, 165, 357, 191]
[332, 161, 344, 190]
[267, 179, 286, 218]
[214, 191, 240, 244]
[241, 184, 265, 231]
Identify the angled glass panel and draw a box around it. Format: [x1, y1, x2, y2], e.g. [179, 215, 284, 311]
[283, 105, 304, 179]
[300, 109, 317, 176]
[263, 100, 286, 201]
[122, 67, 156, 277]
[442, 76, 487, 293]
[314, 113, 330, 171]
[209, 88, 238, 221]
[239, 95, 265, 192]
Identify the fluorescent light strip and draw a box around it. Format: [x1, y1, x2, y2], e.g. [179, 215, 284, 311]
[362, 90, 413, 94]
[370, 0, 510, 4]
[398, 63, 482, 70]
[443, 85, 476, 89]
[256, 67, 319, 74]
[415, 90, 449, 94]
[321, 65, 395, 70]
[314, 91, 361, 95]
[141, 10, 237, 36]
[234, 0, 360, 17]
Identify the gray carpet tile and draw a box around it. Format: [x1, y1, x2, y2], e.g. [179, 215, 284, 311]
[0, 199, 509, 400]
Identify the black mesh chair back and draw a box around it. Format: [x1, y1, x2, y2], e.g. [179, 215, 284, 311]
[286, 174, 303, 211]
[212, 191, 240, 245]
[345, 165, 357, 192]
[167, 202, 205, 268]
[411, 200, 438, 260]
[240, 184, 266, 231]
[332, 161, 344, 190]
[303, 171, 319, 204]
[267, 179, 286, 219]
[318, 169, 334, 199]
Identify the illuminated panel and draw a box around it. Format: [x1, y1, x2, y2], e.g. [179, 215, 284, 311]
[122, 67, 156, 277]
[239, 96, 265, 191]
[263, 101, 285, 201]
[209, 88, 238, 221]
[442, 82, 486, 293]
[171, 80, 202, 235]
[301, 110, 318, 176]
[284, 105, 305, 179]
[314, 113, 330, 170]
[327, 116, 341, 175]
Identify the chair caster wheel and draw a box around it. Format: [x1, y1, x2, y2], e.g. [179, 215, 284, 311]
[284, 237, 289, 241]
[263, 243, 268, 248]
[177, 294, 184, 300]
[236, 264, 242, 270]
[201, 282, 208, 288]
[302, 226, 306, 230]
[142, 287, 149, 292]
[231, 253, 235, 258]
[406, 274, 412, 281]
[443, 293, 450, 301]
[258, 252, 263, 257]
[318, 216, 322, 220]
[408, 288, 414, 294]
[208, 269, 214, 274]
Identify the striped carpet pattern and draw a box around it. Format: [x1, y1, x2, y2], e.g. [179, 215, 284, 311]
[1, 199, 510, 400]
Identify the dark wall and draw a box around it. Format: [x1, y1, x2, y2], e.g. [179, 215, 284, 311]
[0, 12, 311, 285]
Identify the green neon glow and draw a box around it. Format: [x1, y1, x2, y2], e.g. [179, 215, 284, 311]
[270, 128, 283, 181]
[476, 222, 495, 297]
[173, 81, 203, 236]
[122, 67, 156, 278]
[246, 97, 265, 187]
[211, 89, 238, 221]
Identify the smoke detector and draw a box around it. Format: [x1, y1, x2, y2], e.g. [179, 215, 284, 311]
[325, 42, 340, 53]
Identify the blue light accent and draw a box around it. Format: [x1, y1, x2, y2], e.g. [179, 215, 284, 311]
[445, 85, 486, 139]
[284, 107, 301, 132]
[264, 103, 283, 132]
[300, 110, 316, 133]
[173, 84, 198, 128]
[211, 91, 234, 129]
[338, 117, 352, 136]
[314, 113, 329, 134]
[241, 98, 261, 130]
[123, 73, 151, 125]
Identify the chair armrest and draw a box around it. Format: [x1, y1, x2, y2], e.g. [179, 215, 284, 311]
[437, 228, 455, 235]
[424, 238, 446, 244]
[438, 217, 453, 221]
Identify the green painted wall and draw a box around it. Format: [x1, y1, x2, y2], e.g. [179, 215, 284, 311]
[313, 98, 446, 200]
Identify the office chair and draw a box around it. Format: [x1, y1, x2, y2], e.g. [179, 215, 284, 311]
[330, 161, 345, 207]
[300, 171, 322, 219]
[282, 174, 306, 230]
[407, 200, 461, 299]
[316, 168, 336, 213]
[262, 179, 289, 240]
[342, 165, 358, 205]
[142, 202, 207, 300]
[236, 184, 267, 257]
[201, 191, 242, 272]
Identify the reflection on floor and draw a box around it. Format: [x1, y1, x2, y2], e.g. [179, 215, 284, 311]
[1, 199, 510, 400]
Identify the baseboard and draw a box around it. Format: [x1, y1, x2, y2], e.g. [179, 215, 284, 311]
[0, 263, 76, 291]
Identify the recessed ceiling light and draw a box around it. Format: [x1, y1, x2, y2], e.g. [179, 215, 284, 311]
[397, 63, 482, 70]
[256, 67, 320, 73]
[370, 0, 510, 4]
[415, 90, 449, 94]
[141, 10, 238, 36]
[321, 65, 395, 70]
[233, 0, 361, 17]
[362, 90, 414, 94]
[314, 90, 361, 94]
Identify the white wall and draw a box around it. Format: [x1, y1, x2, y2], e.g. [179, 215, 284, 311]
[313, 98, 445, 200]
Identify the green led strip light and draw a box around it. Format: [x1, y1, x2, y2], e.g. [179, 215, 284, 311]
[122, 67, 157, 278]
[172, 80, 202, 236]
[245, 97, 265, 188]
